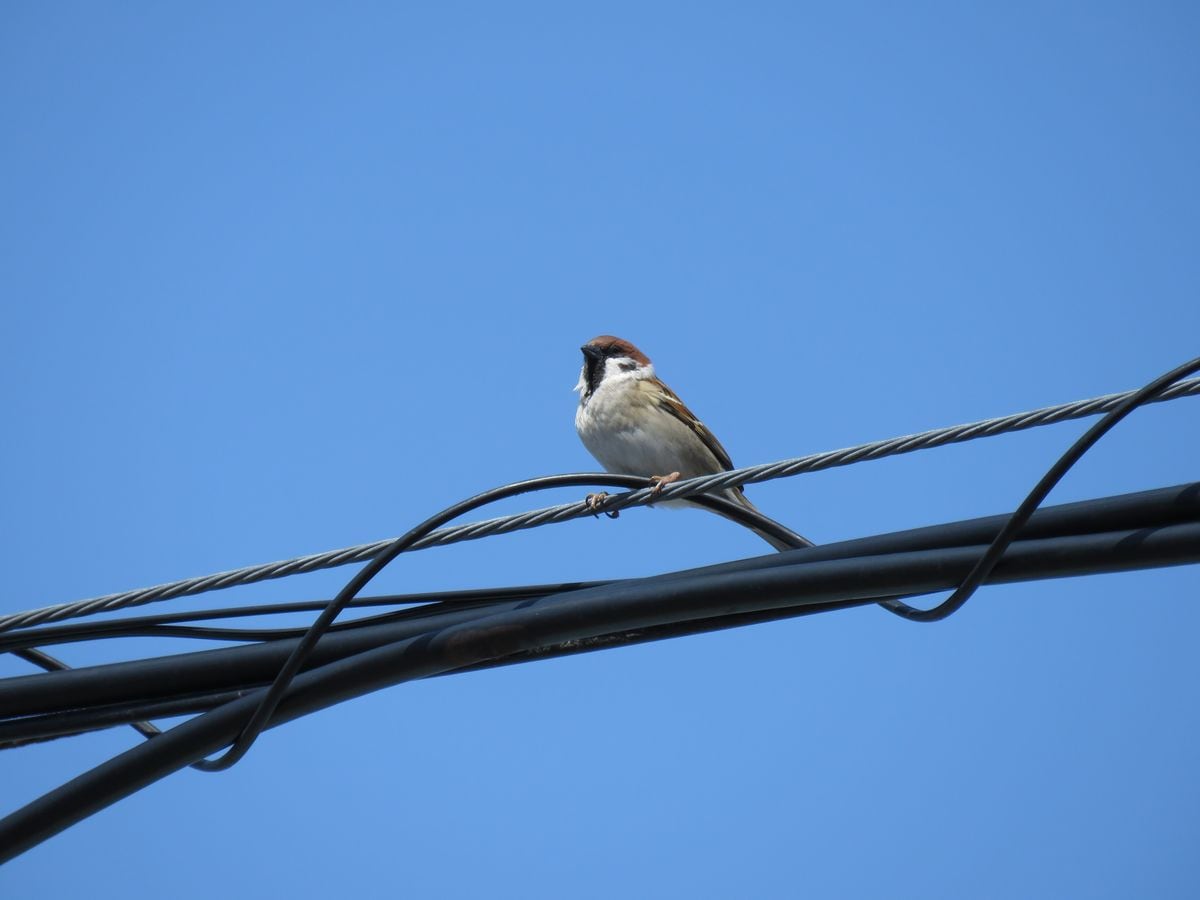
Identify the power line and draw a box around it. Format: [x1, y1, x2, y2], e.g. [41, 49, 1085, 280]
[0, 357, 1196, 862]
[95, 354, 1200, 774]
[3, 480, 1195, 744]
[1, 492, 1196, 860]
[4, 374, 1198, 634]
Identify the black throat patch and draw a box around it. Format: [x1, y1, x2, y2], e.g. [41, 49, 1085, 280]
[584, 353, 605, 397]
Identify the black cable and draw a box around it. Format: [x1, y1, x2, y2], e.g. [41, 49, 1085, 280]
[0, 358, 1194, 854]
[3, 496, 1195, 746]
[10, 352, 1194, 755]
[882, 356, 1200, 622]
[8, 477, 1197, 655]
[2, 517, 1196, 862]
[4, 481, 1195, 727]
[0, 596, 886, 748]
[9, 647, 163, 742]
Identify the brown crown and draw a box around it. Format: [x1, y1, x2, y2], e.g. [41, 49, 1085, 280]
[583, 335, 651, 366]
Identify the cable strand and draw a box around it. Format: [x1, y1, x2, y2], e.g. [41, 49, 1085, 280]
[2, 375, 1197, 634]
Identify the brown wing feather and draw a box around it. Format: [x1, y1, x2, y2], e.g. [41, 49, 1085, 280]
[648, 379, 745, 492]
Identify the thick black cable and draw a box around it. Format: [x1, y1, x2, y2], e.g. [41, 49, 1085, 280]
[1, 690, 254, 748]
[7, 479, 1197, 654]
[9, 648, 163, 742]
[882, 355, 1200, 622]
[2, 518, 1196, 862]
[0, 597, 885, 747]
[3, 497, 1195, 746]
[3, 481, 1195, 727]
[190, 475, 800, 771]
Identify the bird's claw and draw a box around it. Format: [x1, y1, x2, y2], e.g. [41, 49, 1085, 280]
[586, 492, 619, 519]
[585, 473, 680, 518]
[648, 472, 682, 503]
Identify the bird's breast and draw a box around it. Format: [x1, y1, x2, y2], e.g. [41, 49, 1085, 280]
[576, 383, 721, 479]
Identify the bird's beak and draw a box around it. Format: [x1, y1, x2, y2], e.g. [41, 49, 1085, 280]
[581, 344, 602, 360]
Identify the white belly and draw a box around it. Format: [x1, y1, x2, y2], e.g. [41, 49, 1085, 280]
[575, 381, 723, 480]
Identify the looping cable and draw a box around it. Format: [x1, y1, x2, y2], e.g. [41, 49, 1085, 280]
[879, 355, 1200, 622]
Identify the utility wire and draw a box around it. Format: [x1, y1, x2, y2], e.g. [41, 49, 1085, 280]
[7, 478, 1195, 733]
[0, 585, 605, 653]
[0, 359, 1197, 860]
[9, 475, 1198, 657]
[4, 480, 1194, 748]
[8, 647, 163, 743]
[3, 511, 1196, 861]
[167, 354, 1200, 772]
[4, 375, 1198, 634]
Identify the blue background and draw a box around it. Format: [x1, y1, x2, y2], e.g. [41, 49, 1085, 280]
[2, 3, 1198, 896]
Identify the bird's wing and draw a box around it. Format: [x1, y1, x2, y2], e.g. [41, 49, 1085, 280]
[639, 376, 743, 491]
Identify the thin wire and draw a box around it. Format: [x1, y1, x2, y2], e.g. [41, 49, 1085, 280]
[0, 585, 607, 653]
[0, 585, 600, 657]
[3, 375, 1198, 634]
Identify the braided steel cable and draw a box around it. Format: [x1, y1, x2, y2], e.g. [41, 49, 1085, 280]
[3, 375, 1198, 634]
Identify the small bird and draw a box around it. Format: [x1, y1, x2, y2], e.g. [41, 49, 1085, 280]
[574, 334, 798, 551]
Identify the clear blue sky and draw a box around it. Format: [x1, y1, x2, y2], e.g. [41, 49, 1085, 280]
[2, 3, 1198, 896]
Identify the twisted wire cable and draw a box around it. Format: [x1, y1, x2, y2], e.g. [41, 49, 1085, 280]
[3, 376, 1197, 634]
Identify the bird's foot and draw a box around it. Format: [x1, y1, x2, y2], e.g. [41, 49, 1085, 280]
[647, 471, 682, 503]
[585, 492, 619, 519]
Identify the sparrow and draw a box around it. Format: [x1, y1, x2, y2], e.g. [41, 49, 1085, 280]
[574, 334, 797, 551]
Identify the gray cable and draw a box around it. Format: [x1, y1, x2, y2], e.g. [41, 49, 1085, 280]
[3, 376, 1198, 633]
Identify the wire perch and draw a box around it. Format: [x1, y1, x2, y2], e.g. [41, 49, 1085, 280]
[3, 373, 1198, 634]
[0, 357, 1197, 861]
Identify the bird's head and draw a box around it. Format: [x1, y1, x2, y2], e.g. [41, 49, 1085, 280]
[575, 335, 653, 399]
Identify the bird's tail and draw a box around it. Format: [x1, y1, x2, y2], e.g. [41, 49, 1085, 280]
[710, 489, 812, 552]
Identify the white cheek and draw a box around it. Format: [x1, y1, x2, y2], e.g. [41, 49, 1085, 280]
[599, 357, 650, 390]
[574, 364, 587, 393]
[604, 358, 635, 379]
